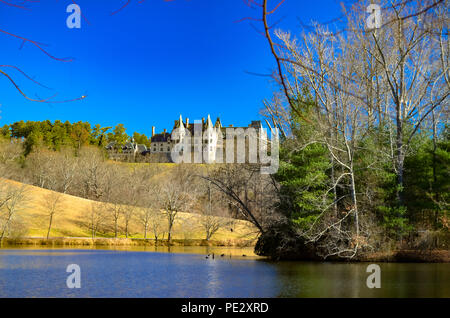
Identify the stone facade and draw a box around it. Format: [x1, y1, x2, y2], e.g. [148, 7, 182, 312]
[107, 114, 268, 164]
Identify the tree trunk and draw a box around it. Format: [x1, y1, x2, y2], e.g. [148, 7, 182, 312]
[167, 210, 174, 243]
[432, 111, 439, 229]
[330, 155, 338, 215]
[396, 105, 405, 206]
[0, 222, 10, 243]
[0, 214, 12, 242]
[350, 171, 359, 237]
[47, 214, 53, 239]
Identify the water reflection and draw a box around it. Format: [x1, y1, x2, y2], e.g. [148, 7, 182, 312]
[270, 261, 450, 297]
[0, 247, 448, 297]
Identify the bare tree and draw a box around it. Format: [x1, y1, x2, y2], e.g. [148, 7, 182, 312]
[202, 164, 279, 235]
[99, 163, 130, 238]
[157, 164, 200, 243]
[42, 191, 65, 239]
[88, 201, 107, 239]
[149, 210, 166, 243]
[26, 148, 57, 189]
[108, 199, 124, 239]
[122, 207, 135, 238]
[0, 183, 28, 243]
[199, 181, 230, 241]
[121, 168, 144, 238]
[364, 1, 449, 204]
[138, 207, 151, 240]
[139, 182, 165, 241]
[0, 139, 22, 166]
[75, 146, 107, 200]
[54, 147, 77, 194]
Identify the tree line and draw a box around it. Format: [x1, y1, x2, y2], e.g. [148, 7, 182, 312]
[1, 120, 151, 155]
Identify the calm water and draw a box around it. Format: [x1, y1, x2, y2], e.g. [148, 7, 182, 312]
[0, 247, 448, 297]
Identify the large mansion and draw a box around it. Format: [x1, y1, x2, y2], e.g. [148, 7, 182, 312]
[106, 114, 268, 163]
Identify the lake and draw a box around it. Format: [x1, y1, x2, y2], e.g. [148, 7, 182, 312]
[0, 246, 448, 297]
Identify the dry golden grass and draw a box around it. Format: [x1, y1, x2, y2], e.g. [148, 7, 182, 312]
[1, 178, 258, 243]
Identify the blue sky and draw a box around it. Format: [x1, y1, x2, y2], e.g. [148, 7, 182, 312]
[0, 0, 342, 136]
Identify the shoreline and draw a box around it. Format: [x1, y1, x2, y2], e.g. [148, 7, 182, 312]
[1, 237, 448, 263]
[359, 249, 450, 263]
[0, 237, 256, 248]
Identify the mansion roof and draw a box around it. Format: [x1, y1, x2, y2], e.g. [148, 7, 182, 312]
[151, 132, 170, 143]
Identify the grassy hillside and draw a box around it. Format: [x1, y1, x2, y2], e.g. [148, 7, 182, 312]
[1, 178, 257, 243]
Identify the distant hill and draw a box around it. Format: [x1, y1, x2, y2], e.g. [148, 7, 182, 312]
[1, 178, 257, 242]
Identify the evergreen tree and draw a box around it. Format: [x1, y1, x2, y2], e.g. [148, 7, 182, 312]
[274, 88, 332, 230]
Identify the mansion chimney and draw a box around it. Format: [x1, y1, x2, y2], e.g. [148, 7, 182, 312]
[186, 118, 189, 127]
[152, 126, 155, 137]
